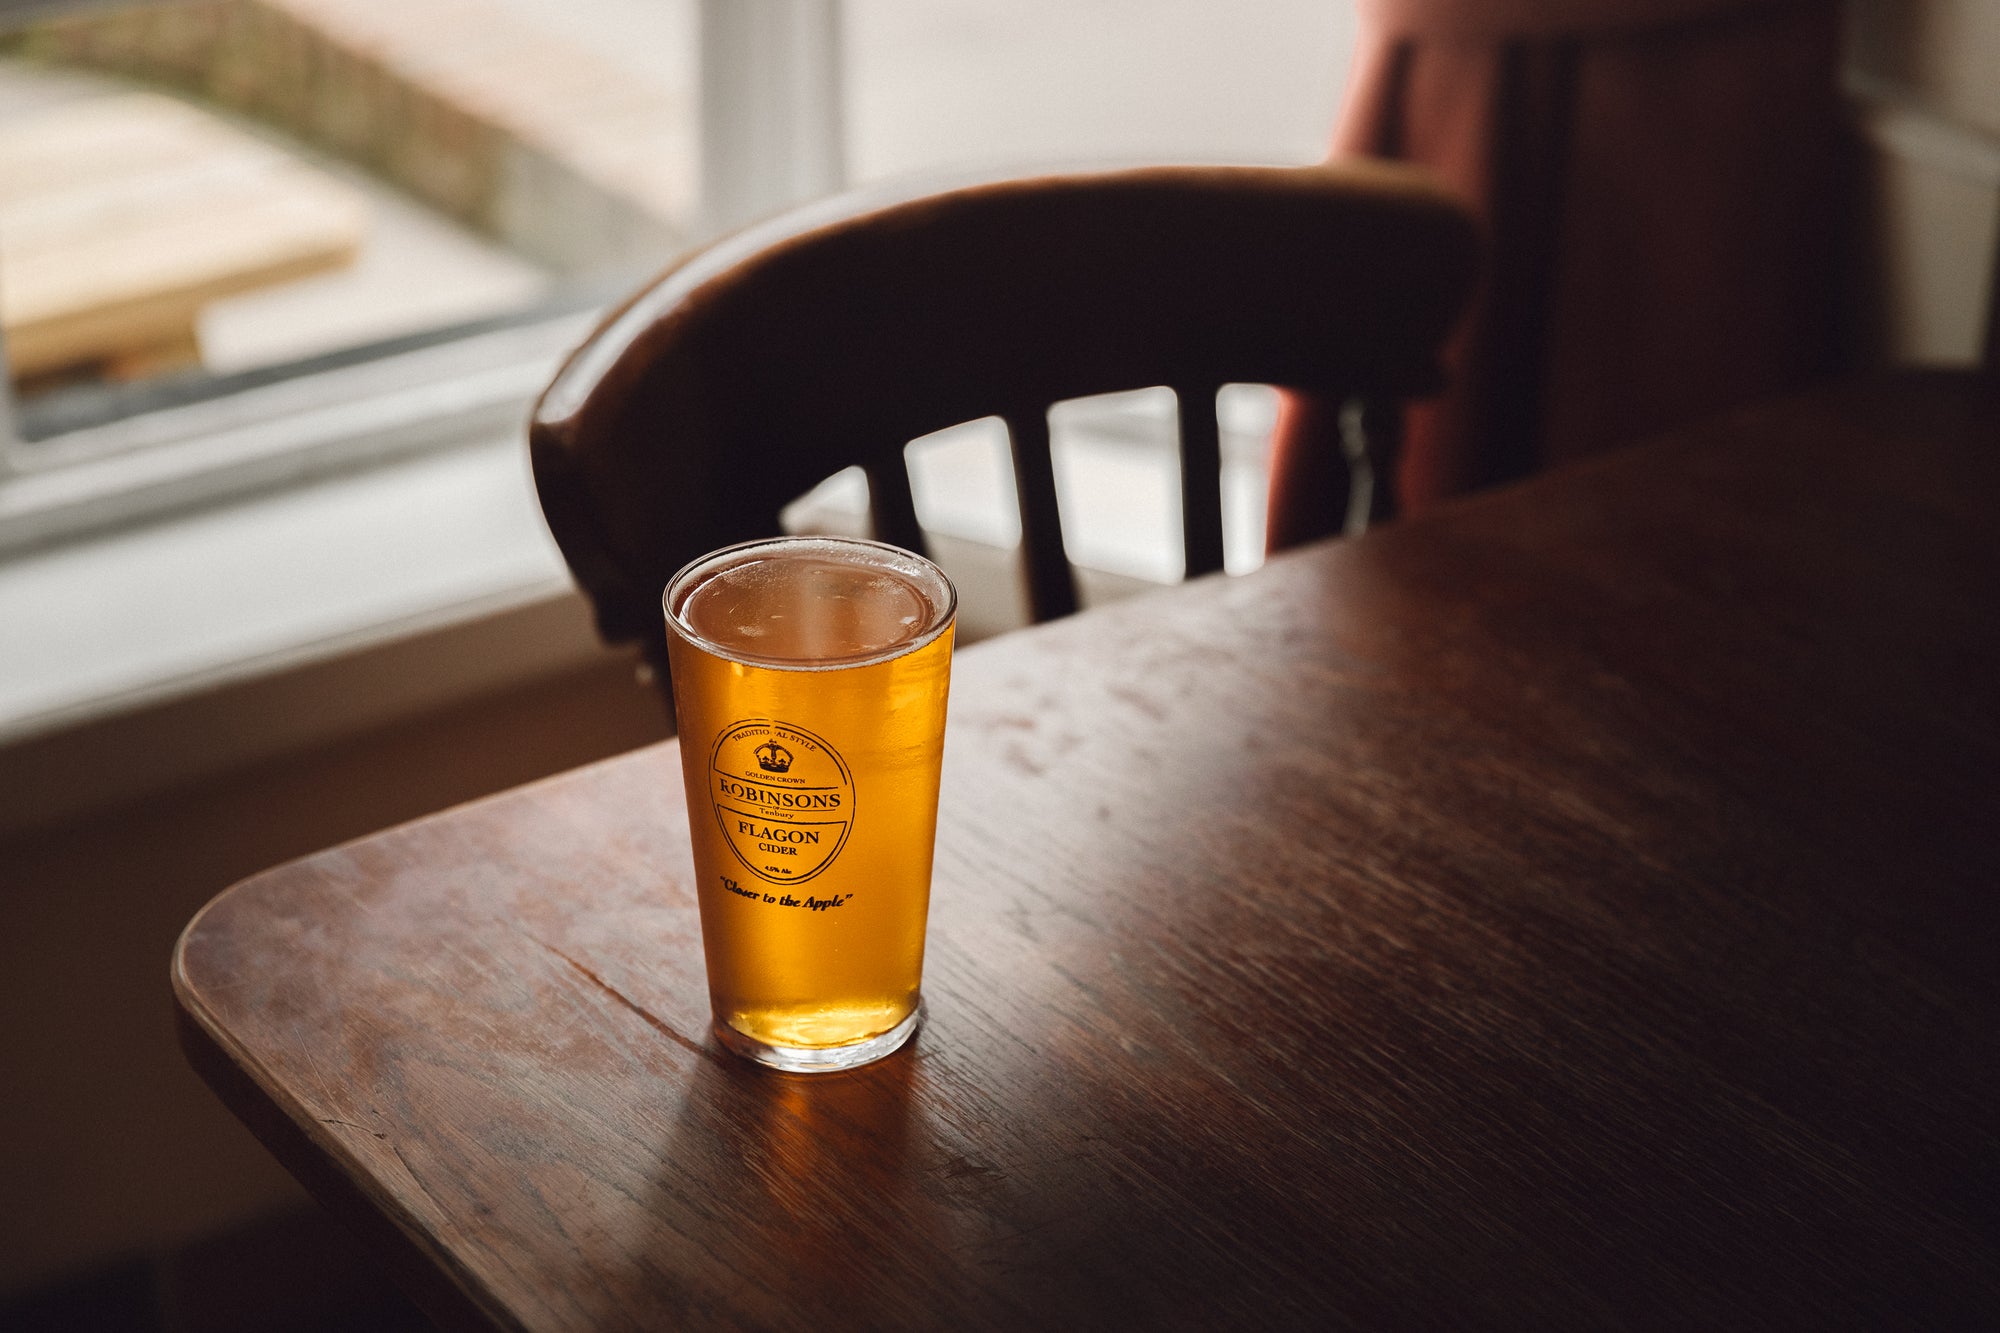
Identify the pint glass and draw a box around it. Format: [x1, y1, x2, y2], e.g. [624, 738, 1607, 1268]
[663, 536, 956, 1072]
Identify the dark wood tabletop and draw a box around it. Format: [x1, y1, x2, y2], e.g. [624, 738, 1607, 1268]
[175, 373, 2000, 1332]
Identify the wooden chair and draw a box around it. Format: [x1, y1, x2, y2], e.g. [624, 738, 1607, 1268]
[530, 161, 1478, 689]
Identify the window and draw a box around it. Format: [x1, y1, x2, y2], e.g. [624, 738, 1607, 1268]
[0, 0, 1348, 561]
[0, 0, 705, 550]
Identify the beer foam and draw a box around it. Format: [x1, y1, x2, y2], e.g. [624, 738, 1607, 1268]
[668, 538, 955, 669]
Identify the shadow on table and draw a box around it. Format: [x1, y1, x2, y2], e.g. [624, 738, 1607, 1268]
[565, 1035, 1066, 1329]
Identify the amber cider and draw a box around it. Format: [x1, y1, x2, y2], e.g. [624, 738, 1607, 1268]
[664, 537, 955, 1071]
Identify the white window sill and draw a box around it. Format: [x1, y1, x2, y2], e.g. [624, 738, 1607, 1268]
[0, 384, 1277, 835]
[0, 433, 607, 834]
[0, 437, 572, 740]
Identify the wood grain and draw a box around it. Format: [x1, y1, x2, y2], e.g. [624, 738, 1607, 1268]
[177, 373, 2000, 1330]
[0, 92, 364, 380]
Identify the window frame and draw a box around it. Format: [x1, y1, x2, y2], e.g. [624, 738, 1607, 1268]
[0, 0, 844, 552]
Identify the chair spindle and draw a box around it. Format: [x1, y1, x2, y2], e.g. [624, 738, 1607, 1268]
[1337, 397, 1407, 533]
[1003, 407, 1079, 621]
[1175, 384, 1226, 579]
[863, 451, 927, 555]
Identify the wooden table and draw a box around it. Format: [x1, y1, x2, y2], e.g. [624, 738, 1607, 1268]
[175, 373, 2000, 1330]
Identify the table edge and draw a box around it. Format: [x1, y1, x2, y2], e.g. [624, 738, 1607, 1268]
[172, 898, 521, 1332]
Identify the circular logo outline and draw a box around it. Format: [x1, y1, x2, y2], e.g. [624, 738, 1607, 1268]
[707, 718, 855, 885]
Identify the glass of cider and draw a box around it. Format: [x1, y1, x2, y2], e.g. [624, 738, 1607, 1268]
[663, 536, 956, 1072]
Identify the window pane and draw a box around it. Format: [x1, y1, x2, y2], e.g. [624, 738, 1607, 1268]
[1, 0, 696, 425]
[845, 0, 1350, 179]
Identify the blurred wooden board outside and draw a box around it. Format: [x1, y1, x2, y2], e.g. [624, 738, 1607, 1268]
[9, 0, 694, 273]
[0, 91, 366, 382]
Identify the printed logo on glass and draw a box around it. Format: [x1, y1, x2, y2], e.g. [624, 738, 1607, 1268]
[708, 720, 854, 884]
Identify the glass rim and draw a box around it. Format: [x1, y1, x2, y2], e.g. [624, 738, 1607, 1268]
[663, 535, 958, 672]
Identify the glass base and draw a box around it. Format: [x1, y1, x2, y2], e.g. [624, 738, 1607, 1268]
[712, 1000, 922, 1073]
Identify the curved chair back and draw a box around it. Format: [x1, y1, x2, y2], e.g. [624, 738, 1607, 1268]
[531, 161, 1478, 683]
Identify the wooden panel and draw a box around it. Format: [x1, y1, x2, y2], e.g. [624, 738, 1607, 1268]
[24, 0, 693, 233]
[179, 374, 2000, 1330]
[0, 92, 366, 380]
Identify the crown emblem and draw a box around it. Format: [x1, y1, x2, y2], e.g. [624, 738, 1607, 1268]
[755, 741, 793, 773]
